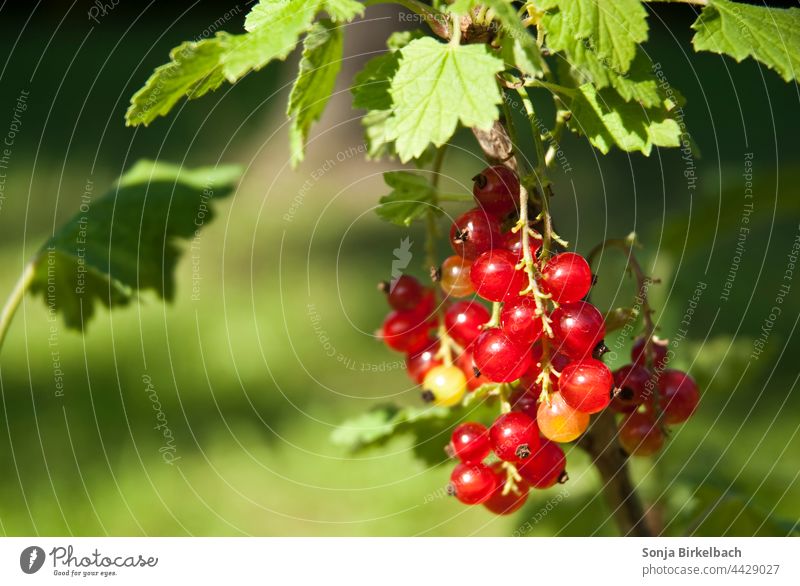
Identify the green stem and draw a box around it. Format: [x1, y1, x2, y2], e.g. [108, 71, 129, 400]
[586, 235, 656, 339]
[515, 86, 556, 262]
[0, 260, 37, 352]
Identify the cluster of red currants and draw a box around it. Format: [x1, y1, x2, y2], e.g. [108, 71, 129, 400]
[612, 337, 700, 456]
[377, 164, 699, 513]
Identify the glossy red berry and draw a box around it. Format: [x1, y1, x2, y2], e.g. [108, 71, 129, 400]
[611, 364, 654, 413]
[541, 252, 593, 303]
[657, 369, 700, 424]
[445, 301, 490, 347]
[449, 422, 491, 464]
[440, 255, 475, 298]
[457, 348, 493, 390]
[449, 208, 502, 260]
[473, 328, 533, 383]
[449, 462, 497, 505]
[509, 388, 539, 420]
[470, 249, 527, 302]
[631, 336, 669, 370]
[472, 165, 520, 216]
[381, 274, 424, 311]
[550, 301, 606, 359]
[559, 358, 614, 414]
[490, 412, 540, 462]
[382, 310, 431, 353]
[501, 296, 544, 346]
[502, 229, 541, 259]
[517, 440, 567, 489]
[618, 411, 664, 456]
[537, 392, 590, 443]
[483, 463, 529, 515]
[405, 339, 443, 384]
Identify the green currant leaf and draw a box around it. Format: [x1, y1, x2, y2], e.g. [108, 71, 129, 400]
[352, 51, 400, 111]
[534, 0, 648, 75]
[126, 33, 233, 127]
[560, 44, 665, 108]
[353, 30, 423, 161]
[28, 160, 241, 330]
[376, 171, 440, 226]
[322, 0, 364, 22]
[450, 0, 545, 77]
[288, 20, 344, 167]
[692, 0, 800, 83]
[127, 0, 331, 126]
[362, 109, 395, 159]
[223, 0, 321, 81]
[387, 37, 505, 162]
[564, 83, 681, 155]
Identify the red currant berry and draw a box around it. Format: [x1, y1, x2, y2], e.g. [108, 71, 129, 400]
[550, 301, 606, 359]
[517, 440, 567, 489]
[483, 463, 529, 515]
[559, 358, 614, 414]
[537, 392, 590, 443]
[422, 365, 467, 407]
[618, 411, 664, 456]
[449, 422, 491, 464]
[470, 249, 527, 302]
[501, 296, 544, 346]
[449, 208, 502, 260]
[472, 165, 520, 216]
[611, 364, 654, 413]
[502, 229, 541, 259]
[449, 462, 498, 505]
[380, 274, 424, 311]
[440, 255, 475, 298]
[456, 348, 493, 390]
[631, 336, 669, 370]
[473, 328, 533, 383]
[445, 301, 490, 347]
[657, 369, 700, 424]
[405, 339, 443, 384]
[382, 310, 431, 353]
[541, 252, 593, 303]
[510, 388, 539, 420]
[490, 412, 540, 462]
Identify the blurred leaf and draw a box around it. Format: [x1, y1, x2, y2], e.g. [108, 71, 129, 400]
[604, 307, 639, 333]
[333, 402, 497, 466]
[376, 171, 440, 226]
[680, 484, 800, 536]
[288, 20, 344, 166]
[692, 0, 800, 83]
[28, 160, 241, 330]
[387, 37, 504, 162]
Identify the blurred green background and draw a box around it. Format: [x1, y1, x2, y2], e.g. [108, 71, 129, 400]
[0, 1, 797, 536]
